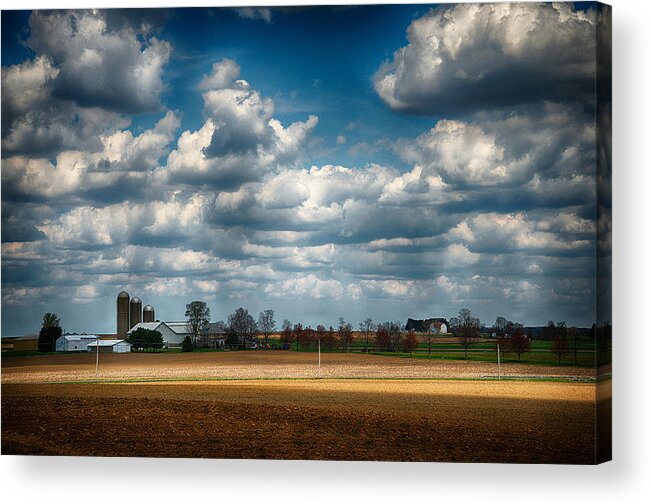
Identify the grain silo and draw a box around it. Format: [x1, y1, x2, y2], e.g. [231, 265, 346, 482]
[130, 297, 142, 329]
[117, 291, 130, 339]
[143, 304, 155, 323]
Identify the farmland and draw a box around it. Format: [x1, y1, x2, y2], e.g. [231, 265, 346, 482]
[1, 352, 609, 463]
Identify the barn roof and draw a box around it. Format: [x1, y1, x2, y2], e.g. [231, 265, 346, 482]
[127, 322, 170, 334]
[86, 339, 129, 347]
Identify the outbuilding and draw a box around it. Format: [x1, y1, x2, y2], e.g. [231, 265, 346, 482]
[127, 321, 182, 348]
[56, 334, 101, 352]
[86, 339, 131, 353]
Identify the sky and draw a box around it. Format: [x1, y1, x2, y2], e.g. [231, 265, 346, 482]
[1, 3, 611, 336]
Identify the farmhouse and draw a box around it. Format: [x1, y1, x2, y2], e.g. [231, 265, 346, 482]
[86, 339, 132, 353]
[55, 334, 101, 352]
[128, 321, 183, 348]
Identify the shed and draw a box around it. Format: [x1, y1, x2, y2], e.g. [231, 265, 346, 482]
[86, 339, 131, 353]
[56, 334, 100, 352]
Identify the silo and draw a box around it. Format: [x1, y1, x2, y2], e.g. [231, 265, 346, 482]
[143, 304, 155, 323]
[117, 291, 130, 339]
[130, 297, 142, 329]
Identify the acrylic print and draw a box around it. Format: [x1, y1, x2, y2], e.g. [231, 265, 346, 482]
[1, 3, 611, 464]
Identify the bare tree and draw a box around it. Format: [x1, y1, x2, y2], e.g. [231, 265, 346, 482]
[280, 319, 293, 348]
[375, 323, 390, 352]
[551, 321, 569, 364]
[509, 325, 531, 361]
[185, 301, 210, 347]
[293, 323, 304, 351]
[401, 329, 419, 355]
[228, 307, 257, 349]
[338, 317, 353, 353]
[456, 308, 480, 359]
[424, 323, 436, 356]
[358, 318, 376, 353]
[387, 322, 402, 353]
[257, 309, 276, 348]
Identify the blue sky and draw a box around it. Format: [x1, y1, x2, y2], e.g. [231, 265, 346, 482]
[1, 4, 610, 335]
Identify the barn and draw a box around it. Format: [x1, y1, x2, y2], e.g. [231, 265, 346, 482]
[86, 339, 131, 353]
[127, 321, 183, 348]
[56, 334, 101, 352]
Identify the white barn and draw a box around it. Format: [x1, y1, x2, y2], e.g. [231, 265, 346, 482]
[127, 321, 184, 348]
[56, 334, 100, 352]
[86, 339, 131, 353]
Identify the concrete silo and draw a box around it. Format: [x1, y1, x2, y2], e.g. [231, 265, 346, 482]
[143, 304, 155, 323]
[130, 297, 142, 329]
[117, 291, 130, 339]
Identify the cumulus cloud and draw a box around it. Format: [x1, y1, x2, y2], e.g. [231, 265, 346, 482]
[28, 10, 171, 113]
[162, 62, 318, 188]
[374, 2, 597, 115]
[3, 111, 179, 200]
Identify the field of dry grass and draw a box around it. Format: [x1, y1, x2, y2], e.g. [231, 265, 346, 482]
[1, 350, 595, 383]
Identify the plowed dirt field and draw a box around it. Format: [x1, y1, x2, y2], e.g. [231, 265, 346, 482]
[1, 352, 609, 463]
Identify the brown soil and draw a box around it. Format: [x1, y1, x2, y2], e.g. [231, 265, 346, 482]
[1, 351, 595, 383]
[1, 380, 610, 464]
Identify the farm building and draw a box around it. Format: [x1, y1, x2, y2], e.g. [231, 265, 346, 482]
[164, 321, 227, 348]
[56, 334, 101, 352]
[1, 334, 38, 352]
[127, 321, 183, 348]
[86, 339, 131, 353]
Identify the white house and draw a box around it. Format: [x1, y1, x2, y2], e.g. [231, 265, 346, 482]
[56, 334, 100, 352]
[86, 339, 131, 353]
[127, 321, 184, 348]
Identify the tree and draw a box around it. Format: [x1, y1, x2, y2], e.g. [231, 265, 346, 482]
[323, 326, 337, 351]
[401, 330, 419, 355]
[181, 335, 194, 352]
[543, 320, 556, 340]
[550, 321, 569, 364]
[338, 317, 353, 352]
[228, 307, 257, 349]
[494, 316, 509, 336]
[375, 323, 390, 352]
[127, 328, 164, 351]
[509, 326, 531, 361]
[293, 323, 304, 351]
[257, 309, 276, 348]
[185, 301, 210, 346]
[359, 318, 376, 353]
[38, 312, 62, 352]
[424, 323, 436, 357]
[456, 308, 480, 358]
[569, 326, 581, 366]
[280, 319, 293, 348]
[387, 322, 402, 352]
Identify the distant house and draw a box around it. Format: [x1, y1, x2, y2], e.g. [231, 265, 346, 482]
[428, 321, 448, 334]
[55, 334, 101, 352]
[86, 339, 131, 353]
[405, 318, 449, 334]
[127, 321, 183, 348]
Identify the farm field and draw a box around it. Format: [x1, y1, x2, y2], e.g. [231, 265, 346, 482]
[1, 350, 598, 383]
[1, 379, 610, 463]
[1, 351, 609, 463]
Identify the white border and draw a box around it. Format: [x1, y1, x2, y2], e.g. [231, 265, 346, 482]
[2, 0, 650, 502]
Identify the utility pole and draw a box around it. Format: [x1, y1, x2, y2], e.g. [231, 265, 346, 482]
[497, 343, 501, 380]
[95, 335, 100, 380]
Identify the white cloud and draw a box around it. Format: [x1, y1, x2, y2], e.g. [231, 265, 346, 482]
[28, 10, 171, 113]
[374, 2, 597, 114]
